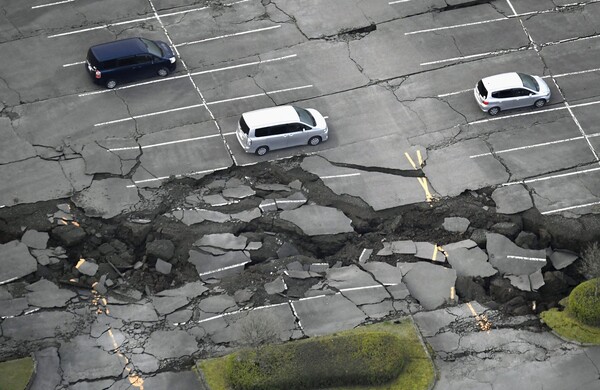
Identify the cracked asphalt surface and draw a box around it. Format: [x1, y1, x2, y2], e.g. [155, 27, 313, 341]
[2, 0, 600, 389]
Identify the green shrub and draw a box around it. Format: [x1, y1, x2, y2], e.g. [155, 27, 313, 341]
[0, 356, 34, 390]
[568, 278, 600, 326]
[225, 332, 406, 390]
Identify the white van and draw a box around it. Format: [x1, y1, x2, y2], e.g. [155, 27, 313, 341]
[236, 105, 328, 156]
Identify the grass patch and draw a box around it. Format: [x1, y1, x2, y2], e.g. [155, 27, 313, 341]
[0, 356, 34, 390]
[197, 318, 435, 390]
[541, 308, 600, 344]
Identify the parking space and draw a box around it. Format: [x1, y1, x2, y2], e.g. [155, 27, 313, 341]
[1, 0, 600, 215]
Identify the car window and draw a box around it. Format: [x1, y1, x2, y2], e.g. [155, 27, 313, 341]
[294, 106, 316, 126]
[492, 89, 517, 99]
[515, 88, 532, 97]
[255, 127, 271, 137]
[288, 124, 304, 133]
[239, 117, 250, 134]
[269, 125, 289, 136]
[140, 38, 163, 57]
[136, 54, 153, 64]
[476, 80, 488, 98]
[517, 73, 539, 92]
[118, 56, 138, 67]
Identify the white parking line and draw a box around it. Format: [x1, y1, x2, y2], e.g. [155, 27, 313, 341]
[95, 84, 313, 126]
[76, 54, 297, 97]
[502, 166, 600, 186]
[175, 25, 281, 47]
[469, 133, 600, 158]
[47, 0, 251, 38]
[63, 61, 85, 68]
[421, 47, 531, 66]
[126, 166, 230, 187]
[542, 200, 600, 215]
[108, 133, 222, 152]
[389, 0, 411, 3]
[32, 0, 74, 9]
[406, 17, 508, 36]
[206, 85, 312, 105]
[506, 255, 545, 262]
[321, 173, 361, 179]
[196, 261, 251, 277]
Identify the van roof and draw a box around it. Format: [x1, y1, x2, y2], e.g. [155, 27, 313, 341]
[89, 38, 148, 62]
[481, 72, 523, 92]
[242, 106, 299, 128]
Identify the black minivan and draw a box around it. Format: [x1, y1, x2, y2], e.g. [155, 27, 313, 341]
[86, 37, 177, 89]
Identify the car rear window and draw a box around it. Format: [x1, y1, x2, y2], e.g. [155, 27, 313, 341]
[239, 116, 249, 134]
[476, 80, 488, 98]
[294, 106, 316, 126]
[87, 49, 100, 68]
[517, 73, 539, 92]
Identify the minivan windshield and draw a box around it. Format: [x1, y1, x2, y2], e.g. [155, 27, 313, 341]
[141, 38, 163, 57]
[294, 106, 316, 126]
[518, 73, 539, 92]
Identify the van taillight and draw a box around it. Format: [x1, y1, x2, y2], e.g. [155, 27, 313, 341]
[95, 70, 101, 79]
[482, 100, 488, 105]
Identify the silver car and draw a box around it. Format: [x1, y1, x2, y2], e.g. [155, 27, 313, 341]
[236, 105, 328, 156]
[474, 72, 551, 116]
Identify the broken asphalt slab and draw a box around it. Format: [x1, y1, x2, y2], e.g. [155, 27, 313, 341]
[279, 204, 354, 235]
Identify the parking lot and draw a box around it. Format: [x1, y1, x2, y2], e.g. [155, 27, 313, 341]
[2, 0, 600, 214]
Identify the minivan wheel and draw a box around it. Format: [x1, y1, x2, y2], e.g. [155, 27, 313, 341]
[488, 106, 500, 116]
[157, 68, 169, 77]
[534, 99, 546, 108]
[308, 136, 322, 146]
[255, 146, 269, 156]
[106, 80, 117, 89]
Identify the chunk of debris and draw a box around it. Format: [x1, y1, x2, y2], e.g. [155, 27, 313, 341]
[264, 277, 287, 295]
[0, 240, 38, 285]
[21, 229, 49, 249]
[76, 259, 99, 276]
[442, 217, 470, 234]
[155, 259, 173, 275]
[491, 185, 533, 214]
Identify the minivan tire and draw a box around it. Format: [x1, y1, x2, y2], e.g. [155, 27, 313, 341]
[106, 80, 117, 89]
[255, 146, 269, 156]
[534, 99, 546, 108]
[158, 67, 169, 77]
[488, 106, 500, 116]
[308, 136, 322, 146]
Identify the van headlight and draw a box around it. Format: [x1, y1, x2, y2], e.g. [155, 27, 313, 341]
[169, 57, 176, 64]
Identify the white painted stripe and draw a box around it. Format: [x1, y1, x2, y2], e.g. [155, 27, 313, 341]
[506, 255, 546, 262]
[276, 199, 306, 204]
[63, 61, 85, 67]
[421, 47, 530, 66]
[108, 133, 221, 151]
[47, 0, 249, 38]
[175, 25, 281, 47]
[78, 54, 297, 97]
[359, 248, 369, 262]
[206, 85, 313, 105]
[289, 301, 304, 332]
[339, 285, 386, 293]
[542, 200, 600, 214]
[321, 173, 361, 179]
[505, 0, 518, 16]
[437, 88, 471, 98]
[502, 166, 600, 186]
[469, 105, 566, 125]
[554, 67, 600, 78]
[95, 103, 205, 126]
[0, 276, 20, 286]
[48, 16, 156, 38]
[222, 131, 236, 136]
[32, 0, 74, 9]
[96, 84, 312, 126]
[126, 166, 229, 187]
[406, 17, 507, 36]
[469, 135, 587, 158]
[389, 0, 411, 4]
[197, 261, 250, 277]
